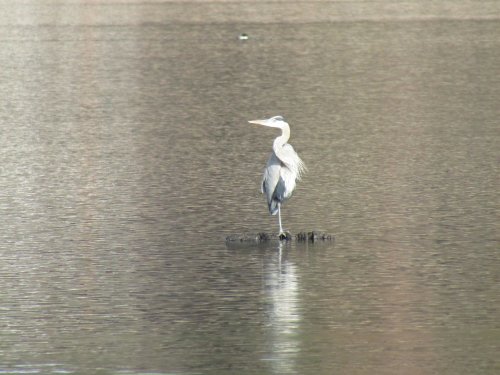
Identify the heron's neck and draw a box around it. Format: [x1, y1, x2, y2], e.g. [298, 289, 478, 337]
[273, 123, 290, 150]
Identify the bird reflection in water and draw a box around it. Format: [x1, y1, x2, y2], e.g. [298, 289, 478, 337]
[262, 242, 301, 373]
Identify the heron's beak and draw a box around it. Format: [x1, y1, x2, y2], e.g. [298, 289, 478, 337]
[248, 119, 270, 126]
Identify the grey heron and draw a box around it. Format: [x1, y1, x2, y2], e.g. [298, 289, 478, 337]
[248, 115, 306, 239]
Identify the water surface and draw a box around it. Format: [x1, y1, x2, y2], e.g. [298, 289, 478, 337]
[0, 2, 499, 374]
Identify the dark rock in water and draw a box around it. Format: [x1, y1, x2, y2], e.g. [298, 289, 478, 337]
[256, 232, 270, 242]
[296, 232, 307, 241]
[226, 231, 334, 243]
[296, 231, 334, 242]
[225, 232, 270, 243]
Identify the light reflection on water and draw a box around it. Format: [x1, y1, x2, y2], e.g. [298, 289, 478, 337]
[0, 2, 499, 375]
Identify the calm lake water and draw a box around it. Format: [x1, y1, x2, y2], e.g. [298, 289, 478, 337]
[0, 2, 499, 374]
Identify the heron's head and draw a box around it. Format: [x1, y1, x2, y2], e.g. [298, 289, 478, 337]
[248, 115, 288, 129]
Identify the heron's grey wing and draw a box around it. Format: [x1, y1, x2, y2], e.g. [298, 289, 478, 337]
[262, 151, 283, 215]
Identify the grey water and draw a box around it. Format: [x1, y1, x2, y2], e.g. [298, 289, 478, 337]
[0, 2, 499, 374]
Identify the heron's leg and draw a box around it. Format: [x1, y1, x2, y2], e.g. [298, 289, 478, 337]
[278, 203, 284, 234]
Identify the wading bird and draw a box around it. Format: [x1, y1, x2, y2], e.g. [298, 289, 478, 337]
[248, 116, 306, 239]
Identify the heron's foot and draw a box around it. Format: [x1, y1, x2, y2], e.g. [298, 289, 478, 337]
[278, 231, 292, 241]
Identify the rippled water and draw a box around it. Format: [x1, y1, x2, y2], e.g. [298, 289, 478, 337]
[0, 2, 499, 374]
